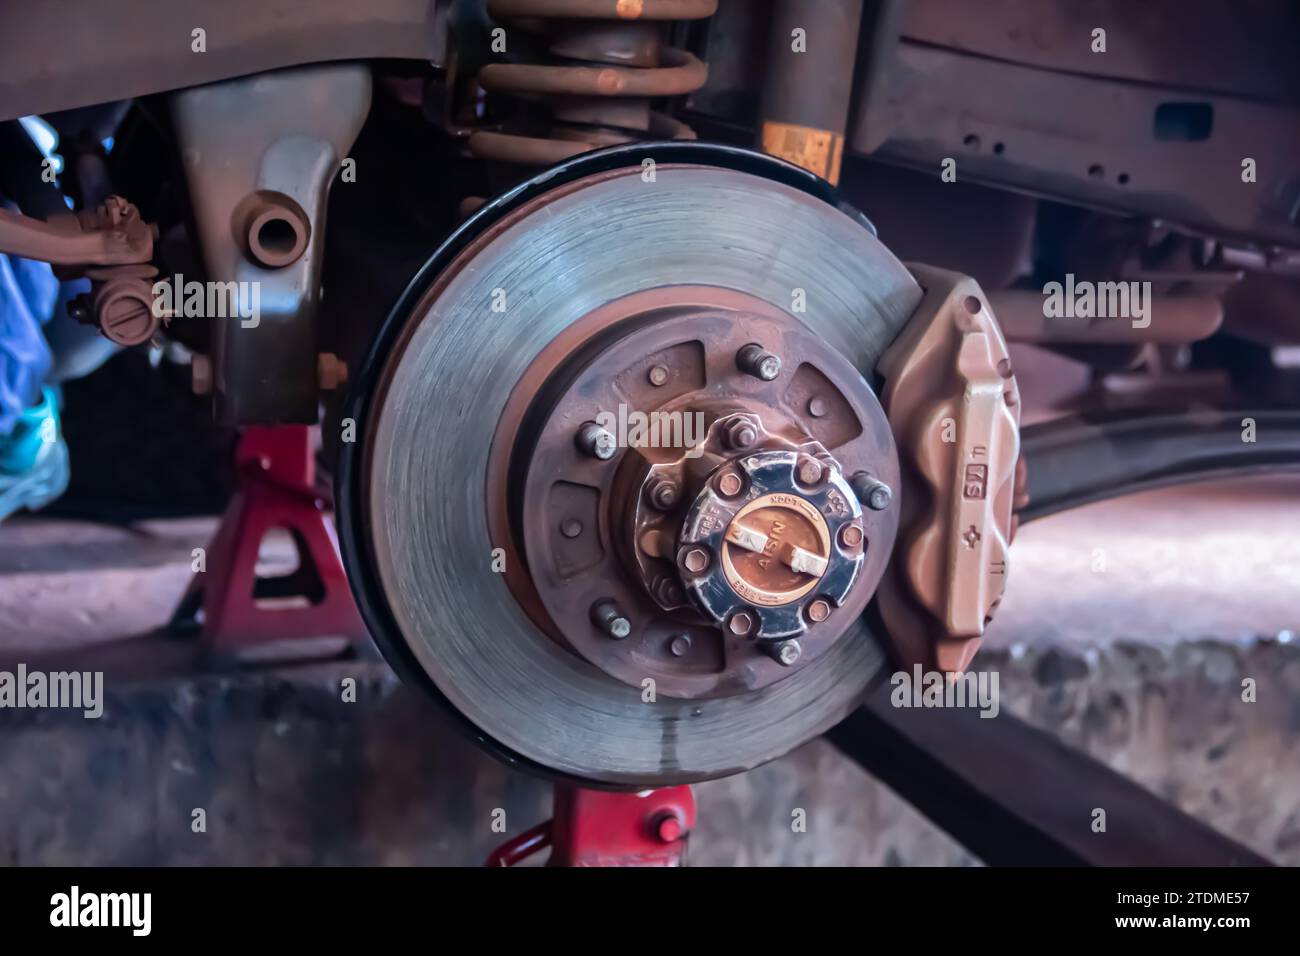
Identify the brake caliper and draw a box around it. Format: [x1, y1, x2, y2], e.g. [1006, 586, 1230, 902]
[876, 265, 1024, 674]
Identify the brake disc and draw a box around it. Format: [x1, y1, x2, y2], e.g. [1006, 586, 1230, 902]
[339, 143, 923, 785]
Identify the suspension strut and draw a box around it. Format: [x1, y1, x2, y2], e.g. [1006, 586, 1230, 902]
[469, 0, 717, 167]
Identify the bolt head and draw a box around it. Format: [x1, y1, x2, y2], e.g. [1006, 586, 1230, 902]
[806, 599, 831, 624]
[718, 472, 744, 497]
[727, 610, 755, 636]
[807, 396, 828, 418]
[681, 547, 710, 575]
[838, 524, 864, 549]
[669, 634, 691, 657]
[797, 458, 824, 486]
[648, 364, 670, 387]
[608, 616, 631, 639]
[560, 518, 583, 539]
[776, 640, 802, 666]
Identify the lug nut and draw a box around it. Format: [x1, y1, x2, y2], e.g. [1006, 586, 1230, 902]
[576, 421, 618, 460]
[737, 343, 782, 381]
[851, 473, 893, 511]
[723, 417, 758, 450]
[680, 547, 711, 575]
[838, 523, 864, 549]
[805, 598, 832, 624]
[717, 472, 744, 498]
[768, 639, 802, 666]
[647, 364, 670, 387]
[590, 599, 631, 639]
[796, 457, 824, 486]
[645, 474, 680, 510]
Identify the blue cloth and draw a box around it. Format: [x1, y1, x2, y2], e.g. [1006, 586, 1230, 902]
[0, 251, 58, 435]
[0, 385, 69, 518]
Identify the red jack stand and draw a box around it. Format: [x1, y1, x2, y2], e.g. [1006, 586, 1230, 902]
[486, 786, 696, 867]
[170, 424, 368, 658]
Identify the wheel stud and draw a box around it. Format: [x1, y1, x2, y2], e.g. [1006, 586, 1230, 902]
[590, 599, 631, 639]
[645, 474, 680, 510]
[737, 343, 782, 381]
[576, 421, 617, 460]
[767, 639, 802, 666]
[851, 473, 893, 511]
[723, 417, 758, 450]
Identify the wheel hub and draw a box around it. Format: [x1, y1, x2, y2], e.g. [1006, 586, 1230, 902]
[505, 302, 899, 698]
[347, 145, 924, 783]
[685, 448, 861, 640]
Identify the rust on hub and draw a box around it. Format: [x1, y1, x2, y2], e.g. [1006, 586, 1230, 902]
[485, 286, 901, 699]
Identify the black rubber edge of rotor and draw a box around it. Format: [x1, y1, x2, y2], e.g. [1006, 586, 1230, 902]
[336, 140, 875, 788]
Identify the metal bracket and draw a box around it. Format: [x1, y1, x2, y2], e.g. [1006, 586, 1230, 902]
[172, 65, 371, 425]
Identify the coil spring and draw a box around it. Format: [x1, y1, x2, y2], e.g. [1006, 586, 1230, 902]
[468, 0, 717, 166]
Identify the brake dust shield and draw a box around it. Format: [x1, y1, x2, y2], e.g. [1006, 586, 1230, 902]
[344, 145, 922, 785]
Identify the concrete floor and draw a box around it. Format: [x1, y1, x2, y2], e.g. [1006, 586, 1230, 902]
[0, 476, 1296, 865]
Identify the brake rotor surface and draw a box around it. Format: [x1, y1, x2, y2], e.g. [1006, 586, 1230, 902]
[353, 146, 922, 785]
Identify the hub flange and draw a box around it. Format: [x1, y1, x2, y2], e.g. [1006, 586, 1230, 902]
[506, 302, 899, 698]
